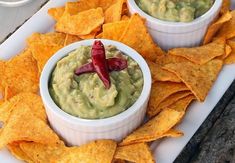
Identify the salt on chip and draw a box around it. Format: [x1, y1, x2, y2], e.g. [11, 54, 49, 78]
[147, 82, 188, 118]
[102, 20, 129, 41]
[64, 34, 81, 46]
[55, 140, 117, 163]
[216, 10, 235, 40]
[146, 60, 181, 83]
[20, 142, 66, 163]
[105, 0, 125, 23]
[120, 109, 184, 146]
[0, 104, 61, 149]
[224, 40, 235, 64]
[115, 143, 155, 163]
[7, 142, 32, 162]
[3, 50, 39, 100]
[163, 59, 223, 102]
[203, 11, 232, 44]
[27, 32, 66, 47]
[48, 7, 65, 21]
[119, 13, 165, 61]
[30, 43, 63, 73]
[55, 8, 104, 36]
[169, 40, 225, 65]
[156, 91, 192, 114]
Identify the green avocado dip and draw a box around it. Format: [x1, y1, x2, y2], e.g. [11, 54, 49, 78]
[49, 45, 143, 119]
[136, 0, 214, 22]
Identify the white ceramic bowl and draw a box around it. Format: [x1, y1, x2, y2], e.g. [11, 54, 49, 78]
[40, 39, 152, 146]
[127, 0, 223, 50]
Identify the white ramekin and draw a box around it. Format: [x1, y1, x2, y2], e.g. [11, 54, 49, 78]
[40, 39, 152, 146]
[127, 0, 223, 50]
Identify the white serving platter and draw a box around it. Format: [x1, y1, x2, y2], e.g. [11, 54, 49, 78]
[0, 0, 235, 163]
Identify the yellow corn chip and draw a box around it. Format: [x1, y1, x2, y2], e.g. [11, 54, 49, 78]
[168, 95, 195, 112]
[120, 109, 184, 146]
[55, 8, 104, 36]
[147, 82, 188, 118]
[99, 0, 118, 11]
[203, 11, 232, 44]
[55, 140, 117, 163]
[2, 50, 39, 100]
[20, 142, 66, 163]
[0, 104, 61, 149]
[79, 27, 101, 40]
[163, 59, 223, 102]
[224, 40, 235, 64]
[162, 129, 184, 138]
[119, 14, 165, 61]
[121, 15, 130, 20]
[64, 34, 81, 46]
[146, 60, 181, 83]
[102, 20, 129, 41]
[156, 91, 192, 113]
[7, 142, 32, 162]
[169, 40, 225, 65]
[48, 7, 65, 21]
[216, 11, 235, 40]
[155, 54, 188, 66]
[115, 143, 155, 163]
[220, 0, 231, 15]
[27, 32, 66, 47]
[30, 43, 63, 73]
[217, 43, 232, 60]
[105, 0, 125, 23]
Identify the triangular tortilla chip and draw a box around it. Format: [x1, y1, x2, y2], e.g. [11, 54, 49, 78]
[55, 8, 104, 36]
[115, 143, 155, 163]
[147, 82, 188, 117]
[0, 104, 61, 149]
[104, 0, 125, 23]
[224, 40, 235, 64]
[155, 54, 188, 66]
[119, 14, 165, 61]
[102, 20, 129, 41]
[79, 26, 101, 40]
[55, 140, 117, 163]
[169, 40, 225, 65]
[120, 109, 184, 146]
[216, 11, 235, 39]
[220, 0, 231, 15]
[48, 7, 65, 21]
[203, 11, 232, 44]
[64, 34, 81, 46]
[168, 95, 195, 112]
[163, 59, 223, 102]
[7, 142, 32, 162]
[146, 60, 181, 82]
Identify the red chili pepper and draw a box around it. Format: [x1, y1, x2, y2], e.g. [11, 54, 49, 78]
[91, 40, 110, 89]
[75, 58, 128, 76]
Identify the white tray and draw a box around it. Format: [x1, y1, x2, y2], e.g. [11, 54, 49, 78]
[0, 0, 235, 163]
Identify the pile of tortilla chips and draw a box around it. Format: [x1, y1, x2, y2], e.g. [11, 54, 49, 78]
[0, 0, 235, 162]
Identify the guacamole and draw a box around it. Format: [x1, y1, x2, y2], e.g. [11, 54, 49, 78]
[49, 45, 143, 119]
[136, 0, 214, 22]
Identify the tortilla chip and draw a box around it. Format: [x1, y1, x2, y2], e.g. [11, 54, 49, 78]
[19, 142, 66, 163]
[147, 82, 188, 118]
[105, 0, 125, 23]
[121, 15, 130, 20]
[119, 13, 165, 61]
[2, 50, 39, 99]
[79, 27, 101, 40]
[113, 159, 126, 163]
[121, 2, 129, 16]
[168, 95, 195, 112]
[48, 7, 65, 21]
[203, 11, 232, 44]
[55, 140, 117, 163]
[7, 142, 32, 162]
[96, 32, 103, 39]
[0, 104, 61, 149]
[30, 43, 63, 73]
[163, 59, 223, 102]
[156, 91, 192, 114]
[224, 40, 235, 64]
[64, 34, 81, 46]
[115, 143, 155, 163]
[155, 54, 188, 66]
[55, 8, 104, 36]
[216, 11, 235, 40]
[120, 109, 184, 146]
[0, 61, 5, 97]
[169, 40, 225, 65]
[27, 32, 66, 47]
[102, 20, 129, 41]
[220, 0, 231, 15]
[99, 0, 118, 11]
[146, 60, 181, 83]
[0, 93, 47, 124]
[162, 129, 184, 138]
